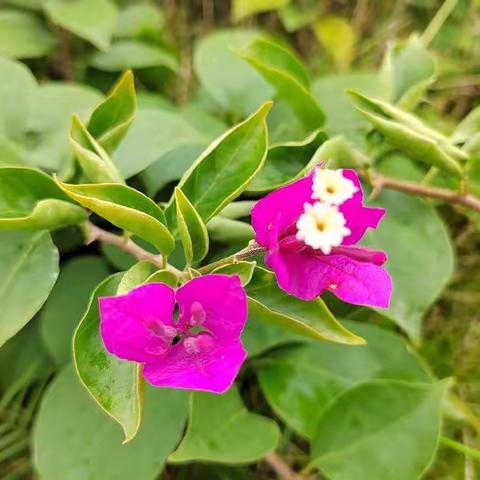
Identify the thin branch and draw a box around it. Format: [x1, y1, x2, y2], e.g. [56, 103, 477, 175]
[84, 222, 182, 276]
[264, 452, 305, 480]
[369, 174, 480, 212]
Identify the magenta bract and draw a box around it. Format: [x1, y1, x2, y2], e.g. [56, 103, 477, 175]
[99, 274, 248, 394]
[251, 168, 392, 307]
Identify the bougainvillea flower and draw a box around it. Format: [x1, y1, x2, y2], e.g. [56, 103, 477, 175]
[99, 274, 248, 394]
[251, 168, 392, 307]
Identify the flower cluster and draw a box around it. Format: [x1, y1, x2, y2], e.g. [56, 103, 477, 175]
[251, 168, 392, 307]
[99, 167, 392, 394]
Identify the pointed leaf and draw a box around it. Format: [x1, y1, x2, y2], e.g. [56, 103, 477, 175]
[169, 385, 280, 464]
[56, 180, 174, 255]
[0, 231, 59, 347]
[117, 261, 153, 295]
[87, 71, 137, 153]
[246, 267, 364, 345]
[242, 38, 325, 130]
[165, 102, 271, 226]
[70, 115, 124, 183]
[0, 167, 87, 230]
[174, 187, 209, 265]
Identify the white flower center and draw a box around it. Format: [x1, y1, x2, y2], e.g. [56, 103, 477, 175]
[312, 169, 358, 205]
[296, 202, 351, 254]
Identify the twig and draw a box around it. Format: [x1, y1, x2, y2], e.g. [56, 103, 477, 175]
[369, 174, 480, 212]
[83, 222, 183, 276]
[264, 452, 304, 480]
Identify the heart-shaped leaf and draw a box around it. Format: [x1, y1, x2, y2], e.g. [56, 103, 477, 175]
[0, 167, 87, 230]
[246, 267, 364, 345]
[56, 180, 174, 255]
[87, 70, 137, 153]
[165, 101, 271, 227]
[242, 38, 325, 130]
[310, 380, 447, 480]
[168, 385, 280, 464]
[0, 230, 59, 347]
[33, 365, 188, 480]
[256, 320, 432, 438]
[175, 187, 209, 265]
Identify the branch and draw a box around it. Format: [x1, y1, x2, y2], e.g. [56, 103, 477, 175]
[84, 221, 182, 276]
[369, 174, 480, 212]
[264, 452, 305, 480]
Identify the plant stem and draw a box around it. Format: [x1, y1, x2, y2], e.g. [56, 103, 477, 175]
[441, 436, 480, 462]
[264, 452, 305, 480]
[197, 241, 266, 274]
[369, 174, 480, 212]
[421, 0, 458, 46]
[83, 222, 183, 276]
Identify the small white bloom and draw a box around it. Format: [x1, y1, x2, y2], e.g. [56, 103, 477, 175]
[296, 202, 351, 254]
[312, 169, 358, 205]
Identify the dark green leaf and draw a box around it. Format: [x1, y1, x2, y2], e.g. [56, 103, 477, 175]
[246, 267, 364, 344]
[0, 231, 59, 347]
[168, 385, 280, 464]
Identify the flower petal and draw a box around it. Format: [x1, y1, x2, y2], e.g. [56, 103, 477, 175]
[175, 274, 248, 340]
[99, 283, 176, 363]
[267, 246, 392, 308]
[339, 169, 385, 245]
[251, 174, 313, 248]
[143, 341, 247, 394]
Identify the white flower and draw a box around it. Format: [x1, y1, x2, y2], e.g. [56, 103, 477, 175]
[296, 202, 351, 254]
[312, 169, 358, 205]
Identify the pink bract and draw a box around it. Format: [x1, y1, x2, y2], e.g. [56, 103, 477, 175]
[251, 169, 392, 307]
[99, 275, 248, 394]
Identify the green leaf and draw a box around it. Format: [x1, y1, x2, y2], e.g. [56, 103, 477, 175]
[70, 115, 124, 183]
[231, 0, 289, 22]
[0, 167, 87, 230]
[319, 135, 370, 169]
[56, 180, 175, 255]
[314, 16, 357, 71]
[0, 58, 37, 140]
[207, 217, 254, 244]
[194, 30, 273, 116]
[40, 256, 110, 366]
[310, 380, 447, 480]
[45, 0, 118, 50]
[175, 188, 209, 265]
[212, 261, 256, 286]
[114, 3, 164, 38]
[363, 189, 454, 343]
[348, 90, 465, 177]
[0, 231, 59, 348]
[87, 71, 137, 153]
[27, 83, 102, 171]
[33, 365, 188, 479]
[242, 38, 325, 130]
[0, 9, 55, 59]
[383, 34, 436, 105]
[248, 129, 327, 192]
[145, 269, 178, 287]
[246, 267, 364, 344]
[165, 102, 271, 226]
[73, 272, 143, 443]
[168, 385, 280, 464]
[256, 321, 432, 438]
[117, 261, 153, 295]
[91, 40, 179, 72]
